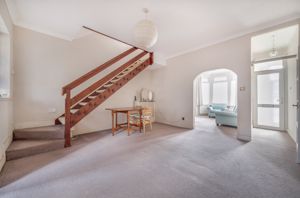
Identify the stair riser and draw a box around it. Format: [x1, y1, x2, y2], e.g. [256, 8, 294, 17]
[6, 141, 64, 161]
[14, 131, 64, 140]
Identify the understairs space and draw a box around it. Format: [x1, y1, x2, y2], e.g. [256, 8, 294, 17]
[6, 125, 65, 161]
[0, 121, 300, 198]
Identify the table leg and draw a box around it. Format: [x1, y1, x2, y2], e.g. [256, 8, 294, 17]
[139, 109, 142, 133]
[127, 111, 131, 136]
[116, 112, 118, 129]
[112, 111, 115, 136]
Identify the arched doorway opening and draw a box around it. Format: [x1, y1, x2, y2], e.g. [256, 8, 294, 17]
[193, 69, 238, 131]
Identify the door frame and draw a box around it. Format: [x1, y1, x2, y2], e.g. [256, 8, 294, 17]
[253, 68, 285, 131]
[296, 57, 300, 163]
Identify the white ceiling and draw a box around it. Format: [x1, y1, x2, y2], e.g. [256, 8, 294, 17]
[6, 0, 300, 59]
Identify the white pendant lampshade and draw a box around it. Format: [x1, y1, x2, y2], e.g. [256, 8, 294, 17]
[269, 34, 278, 57]
[134, 8, 158, 49]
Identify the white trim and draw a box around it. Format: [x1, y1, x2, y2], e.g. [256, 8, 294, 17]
[0, 98, 13, 102]
[166, 16, 300, 60]
[155, 121, 192, 130]
[3, 134, 12, 150]
[253, 69, 285, 131]
[0, 152, 5, 172]
[297, 143, 300, 164]
[15, 120, 54, 129]
[0, 133, 12, 171]
[15, 22, 73, 41]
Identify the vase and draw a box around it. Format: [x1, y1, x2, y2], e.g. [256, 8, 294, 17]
[148, 91, 153, 101]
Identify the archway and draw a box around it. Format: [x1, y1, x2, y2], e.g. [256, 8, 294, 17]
[193, 69, 238, 131]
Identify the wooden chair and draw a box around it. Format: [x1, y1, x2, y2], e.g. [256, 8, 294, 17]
[129, 107, 153, 133]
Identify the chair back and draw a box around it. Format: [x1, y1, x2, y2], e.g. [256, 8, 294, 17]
[142, 107, 153, 118]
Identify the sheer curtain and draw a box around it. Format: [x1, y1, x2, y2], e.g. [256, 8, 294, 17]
[194, 77, 202, 116]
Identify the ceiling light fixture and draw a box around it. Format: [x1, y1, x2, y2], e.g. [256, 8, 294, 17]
[269, 34, 278, 57]
[133, 8, 158, 49]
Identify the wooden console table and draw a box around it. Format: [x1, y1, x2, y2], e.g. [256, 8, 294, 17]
[106, 107, 144, 136]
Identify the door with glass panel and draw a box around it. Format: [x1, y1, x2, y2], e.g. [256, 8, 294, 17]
[253, 69, 284, 130]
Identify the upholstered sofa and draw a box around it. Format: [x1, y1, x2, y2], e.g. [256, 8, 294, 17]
[215, 107, 237, 127]
[207, 104, 227, 118]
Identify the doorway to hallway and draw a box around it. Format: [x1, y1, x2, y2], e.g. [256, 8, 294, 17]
[251, 24, 299, 163]
[253, 60, 284, 131]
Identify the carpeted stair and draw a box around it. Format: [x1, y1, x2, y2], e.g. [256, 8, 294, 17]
[6, 125, 65, 161]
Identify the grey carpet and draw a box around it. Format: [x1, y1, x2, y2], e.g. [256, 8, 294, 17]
[0, 117, 299, 198]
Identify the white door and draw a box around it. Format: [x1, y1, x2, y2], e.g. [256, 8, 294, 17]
[287, 59, 298, 143]
[296, 58, 300, 163]
[253, 69, 284, 131]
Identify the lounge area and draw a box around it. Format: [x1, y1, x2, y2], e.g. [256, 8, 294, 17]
[194, 69, 238, 128]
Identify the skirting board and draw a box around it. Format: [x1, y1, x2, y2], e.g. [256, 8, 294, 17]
[155, 122, 193, 130]
[0, 152, 5, 172]
[237, 134, 251, 142]
[297, 143, 300, 164]
[0, 134, 12, 172]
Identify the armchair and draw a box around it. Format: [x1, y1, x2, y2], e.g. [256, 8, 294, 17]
[215, 106, 237, 127]
[207, 104, 227, 118]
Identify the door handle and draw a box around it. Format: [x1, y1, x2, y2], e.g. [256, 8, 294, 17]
[292, 104, 299, 108]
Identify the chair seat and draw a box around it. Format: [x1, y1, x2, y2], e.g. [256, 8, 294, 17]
[129, 114, 151, 119]
[129, 107, 153, 133]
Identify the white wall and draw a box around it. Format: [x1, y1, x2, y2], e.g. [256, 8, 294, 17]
[13, 26, 152, 135]
[151, 36, 252, 141]
[151, 19, 300, 142]
[0, 0, 14, 171]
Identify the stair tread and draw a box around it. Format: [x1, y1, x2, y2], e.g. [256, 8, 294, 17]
[14, 125, 64, 133]
[7, 139, 64, 152]
[6, 139, 65, 160]
[58, 117, 65, 125]
[96, 90, 105, 93]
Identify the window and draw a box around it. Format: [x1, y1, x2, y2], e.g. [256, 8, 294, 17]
[254, 60, 283, 72]
[230, 80, 237, 106]
[214, 76, 227, 82]
[201, 79, 210, 105]
[212, 81, 228, 104]
[0, 21, 10, 98]
[198, 70, 237, 106]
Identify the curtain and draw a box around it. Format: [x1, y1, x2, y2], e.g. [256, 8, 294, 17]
[195, 77, 202, 116]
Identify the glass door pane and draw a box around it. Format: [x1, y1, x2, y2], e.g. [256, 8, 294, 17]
[257, 73, 280, 105]
[256, 72, 282, 128]
[257, 107, 280, 127]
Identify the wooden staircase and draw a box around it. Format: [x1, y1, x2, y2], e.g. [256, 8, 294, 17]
[56, 47, 153, 147]
[6, 26, 154, 160]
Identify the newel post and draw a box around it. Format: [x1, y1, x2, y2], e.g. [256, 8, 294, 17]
[65, 89, 71, 147]
[150, 52, 154, 65]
